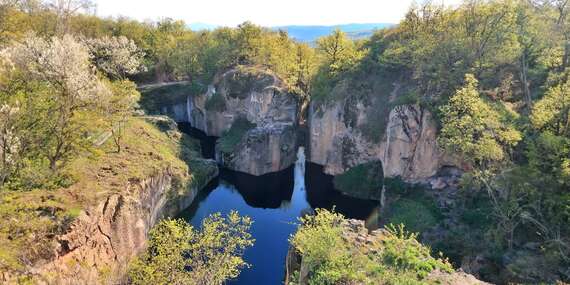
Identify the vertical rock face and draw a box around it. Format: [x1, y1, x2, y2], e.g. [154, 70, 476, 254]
[381, 105, 442, 181]
[217, 123, 297, 176]
[309, 98, 450, 182]
[29, 165, 218, 285]
[189, 66, 300, 176]
[189, 66, 299, 137]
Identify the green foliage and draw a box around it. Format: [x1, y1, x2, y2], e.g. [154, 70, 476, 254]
[217, 117, 256, 154]
[290, 209, 453, 284]
[388, 199, 440, 235]
[128, 212, 254, 285]
[438, 74, 522, 169]
[531, 79, 570, 137]
[316, 29, 363, 74]
[204, 91, 227, 112]
[333, 161, 383, 200]
[526, 132, 570, 185]
[382, 224, 453, 278]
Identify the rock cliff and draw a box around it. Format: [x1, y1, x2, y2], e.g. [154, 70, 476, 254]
[189, 65, 300, 175]
[39, 161, 216, 285]
[216, 123, 297, 176]
[27, 164, 217, 285]
[309, 99, 452, 182]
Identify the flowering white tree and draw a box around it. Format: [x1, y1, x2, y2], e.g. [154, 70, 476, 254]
[5, 34, 111, 170]
[0, 104, 20, 185]
[85, 36, 146, 79]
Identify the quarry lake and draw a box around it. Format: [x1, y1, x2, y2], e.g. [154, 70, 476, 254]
[178, 124, 381, 284]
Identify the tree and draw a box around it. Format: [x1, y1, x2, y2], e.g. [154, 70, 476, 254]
[6, 34, 110, 170]
[128, 211, 254, 285]
[46, 0, 94, 35]
[85, 36, 146, 80]
[103, 80, 139, 153]
[0, 103, 20, 185]
[439, 74, 522, 170]
[235, 21, 263, 64]
[531, 78, 570, 136]
[316, 29, 360, 74]
[439, 74, 528, 250]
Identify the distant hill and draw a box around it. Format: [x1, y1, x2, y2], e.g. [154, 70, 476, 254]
[274, 23, 393, 42]
[188, 22, 394, 42]
[188, 22, 219, 31]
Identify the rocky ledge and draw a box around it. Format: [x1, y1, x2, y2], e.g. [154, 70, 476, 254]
[285, 219, 488, 285]
[216, 122, 297, 176]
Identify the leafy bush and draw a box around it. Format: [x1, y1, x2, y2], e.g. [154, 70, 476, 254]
[129, 212, 254, 285]
[387, 199, 440, 234]
[382, 224, 453, 278]
[290, 209, 453, 284]
[217, 117, 256, 154]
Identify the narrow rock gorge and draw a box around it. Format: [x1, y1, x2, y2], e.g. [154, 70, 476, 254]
[156, 67, 459, 184]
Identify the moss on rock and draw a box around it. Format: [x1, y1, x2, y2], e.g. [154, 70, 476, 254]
[217, 117, 257, 154]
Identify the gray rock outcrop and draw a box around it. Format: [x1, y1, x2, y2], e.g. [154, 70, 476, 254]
[309, 99, 454, 182]
[189, 66, 300, 175]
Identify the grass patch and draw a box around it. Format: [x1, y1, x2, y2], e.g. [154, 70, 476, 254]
[217, 117, 257, 154]
[333, 161, 383, 200]
[139, 82, 205, 114]
[387, 199, 440, 234]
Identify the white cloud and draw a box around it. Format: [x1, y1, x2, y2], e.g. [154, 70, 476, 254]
[95, 0, 462, 27]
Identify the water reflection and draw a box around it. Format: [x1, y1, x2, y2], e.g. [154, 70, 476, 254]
[177, 128, 381, 284]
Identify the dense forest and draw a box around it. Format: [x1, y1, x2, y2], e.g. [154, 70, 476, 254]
[0, 0, 569, 284]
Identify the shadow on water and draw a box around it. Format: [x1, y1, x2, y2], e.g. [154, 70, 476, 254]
[305, 163, 380, 220]
[220, 167, 295, 209]
[178, 122, 217, 159]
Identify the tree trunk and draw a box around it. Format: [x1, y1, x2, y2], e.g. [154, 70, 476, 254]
[520, 53, 532, 112]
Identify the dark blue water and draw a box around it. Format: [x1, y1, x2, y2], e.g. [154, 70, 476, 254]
[178, 125, 381, 285]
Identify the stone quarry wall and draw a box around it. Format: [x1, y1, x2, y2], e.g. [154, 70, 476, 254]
[19, 165, 218, 285]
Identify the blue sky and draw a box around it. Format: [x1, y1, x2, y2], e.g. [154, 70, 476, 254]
[95, 0, 462, 27]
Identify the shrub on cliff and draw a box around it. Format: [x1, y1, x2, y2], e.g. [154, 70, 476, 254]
[289, 209, 452, 284]
[128, 211, 254, 285]
[217, 117, 257, 154]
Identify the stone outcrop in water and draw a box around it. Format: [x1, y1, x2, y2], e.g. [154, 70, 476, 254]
[189, 65, 300, 176]
[217, 123, 297, 176]
[309, 98, 455, 182]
